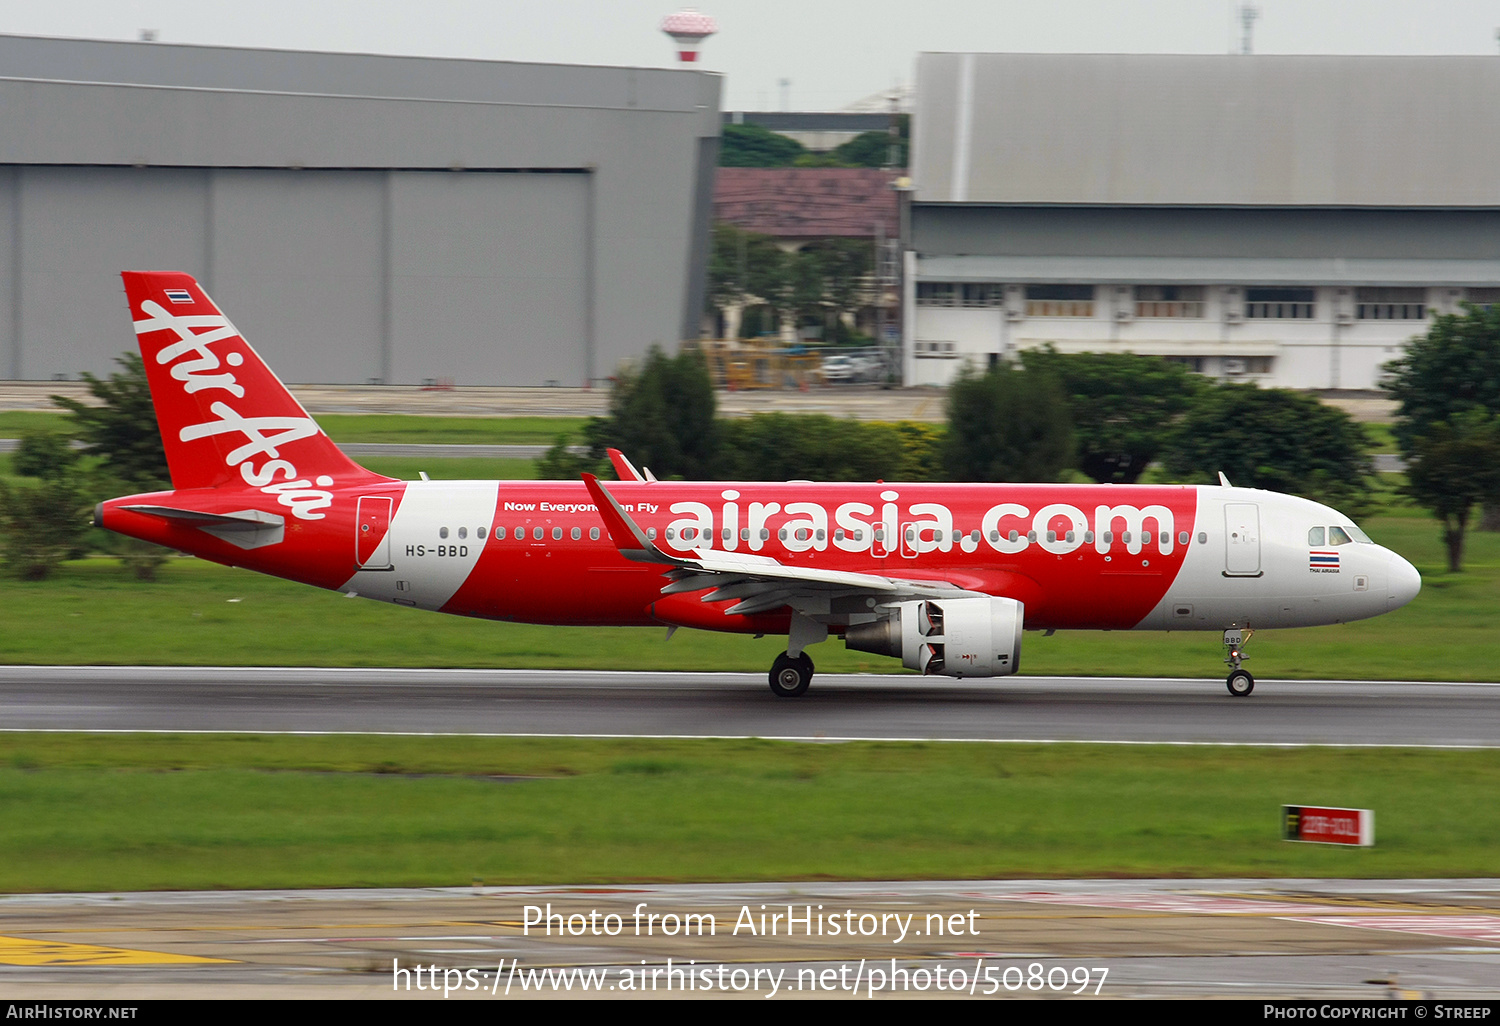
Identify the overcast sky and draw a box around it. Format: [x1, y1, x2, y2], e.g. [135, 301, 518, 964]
[4, 1, 1499, 110]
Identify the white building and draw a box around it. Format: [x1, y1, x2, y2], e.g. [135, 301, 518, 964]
[903, 53, 1500, 389]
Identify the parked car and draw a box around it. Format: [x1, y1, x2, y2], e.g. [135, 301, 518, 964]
[820, 354, 858, 383]
[820, 352, 885, 384]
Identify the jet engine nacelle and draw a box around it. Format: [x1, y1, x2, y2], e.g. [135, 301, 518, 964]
[844, 597, 1023, 678]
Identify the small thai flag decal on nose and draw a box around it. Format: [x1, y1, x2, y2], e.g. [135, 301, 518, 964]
[164, 288, 193, 304]
[1309, 550, 1339, 571]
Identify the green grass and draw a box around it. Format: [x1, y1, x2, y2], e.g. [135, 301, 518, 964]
[0, 411, 70, 436]
[318, 414, 588, 445]
[0, 734, 1493, 890]
[1362, 421, 1398, 453]
[358, 456, 538, 481]
[3, 513, 1496, 679]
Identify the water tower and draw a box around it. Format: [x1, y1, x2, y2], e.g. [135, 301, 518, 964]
[660, 8, 716, 64]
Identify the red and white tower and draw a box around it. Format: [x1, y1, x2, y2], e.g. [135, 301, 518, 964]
[660, 8, 716, 64]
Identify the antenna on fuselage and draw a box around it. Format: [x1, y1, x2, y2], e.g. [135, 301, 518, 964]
[1218, 471, 1233, 487]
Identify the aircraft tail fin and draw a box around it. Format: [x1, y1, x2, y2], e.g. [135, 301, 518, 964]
[120, 271, 388, 493]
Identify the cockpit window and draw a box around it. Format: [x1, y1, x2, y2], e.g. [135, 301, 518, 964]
[1346, 524, 1373, 544]
[1328, 526, 1353, 546]
[1308, 527, 1325, 546]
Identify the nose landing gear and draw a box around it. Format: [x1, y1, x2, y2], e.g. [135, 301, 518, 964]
[1224, 628, 1255, 696]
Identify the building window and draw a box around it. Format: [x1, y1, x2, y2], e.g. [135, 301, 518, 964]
[1025, 284, 1094, 317]
[1224, 356, 1274, 376]
[1136, 285, 1204, 318]
[917, 282, 958, 307]
[1164, 356, 1206, 373]
[1357, 287, 1426, 320]
[1245, 288, 1315, 319]
[961, 283, 1004, 308]
[913, 340, 958, 358]
[1466, 288, 1500, 311]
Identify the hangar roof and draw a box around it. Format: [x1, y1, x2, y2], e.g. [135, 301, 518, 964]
[0, 33, 720, 170]
[0, 33, 708, 111]
[913, 53, 1500, 208]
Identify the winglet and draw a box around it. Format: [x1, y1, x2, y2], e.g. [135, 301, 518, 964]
[607, 448, 645, 483]
[581, 473, 676, 565]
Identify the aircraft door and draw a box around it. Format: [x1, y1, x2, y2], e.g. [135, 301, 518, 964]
[900, 522, 920, 558]
[356, 496, 394, 570]
[1224, 502, 1262, 576]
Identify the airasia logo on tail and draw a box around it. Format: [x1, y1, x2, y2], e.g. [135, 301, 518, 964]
[135, 297, 335, 520]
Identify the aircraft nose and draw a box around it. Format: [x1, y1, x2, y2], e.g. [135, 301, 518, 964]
[1387, 551, 1421, 612]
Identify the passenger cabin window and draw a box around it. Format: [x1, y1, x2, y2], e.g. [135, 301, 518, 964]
[1308, 527, 1325, 546]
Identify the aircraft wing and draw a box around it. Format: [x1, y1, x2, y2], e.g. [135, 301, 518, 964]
[582, 474, 980, 617]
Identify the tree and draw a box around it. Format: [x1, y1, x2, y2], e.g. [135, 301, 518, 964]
[716, 414, 928, 482]
[53, 352, 170, 491]
[589, 347, 719, 480]
[1020, 348, 1204, 483]
[784, 249, 826, 334]
[1382, 303, 1500, 536]
[1402, 412, 1500, 572]
[942, 363, 1074, 482]
[0, 476, 90, 580]
[1162, 383, 1374, 516]
[705, 222, 788, 337]
[1381, 303, 1500, 454]
[829, 120, 909, 168]
[808, 239, 873, 338]
[718, 123, 806, 167]
[12, 430, 78, 481]
[536, 433, 610, 482]
[49, 352, 174, 579]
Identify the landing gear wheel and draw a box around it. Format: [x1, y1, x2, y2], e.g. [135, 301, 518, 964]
[1226, 668, 1255, 697]
[769, 651, 814, 698]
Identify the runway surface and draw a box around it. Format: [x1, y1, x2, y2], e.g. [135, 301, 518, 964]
[1, 667, 1496, 746]
[0, 879, 1496, 999]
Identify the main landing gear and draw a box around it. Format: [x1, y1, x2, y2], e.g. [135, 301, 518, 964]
[1223, 627, 1255, 697]
[769, 651, 813, 698]
[768, 613, 827, 698]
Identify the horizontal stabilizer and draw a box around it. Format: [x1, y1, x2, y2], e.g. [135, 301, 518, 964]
[118, 504, 285, 550]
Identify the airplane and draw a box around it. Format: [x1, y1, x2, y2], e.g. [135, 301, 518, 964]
[96, 271, 1422, 699]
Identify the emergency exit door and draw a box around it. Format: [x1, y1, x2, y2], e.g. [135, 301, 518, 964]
[356, 496, 394, 570]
